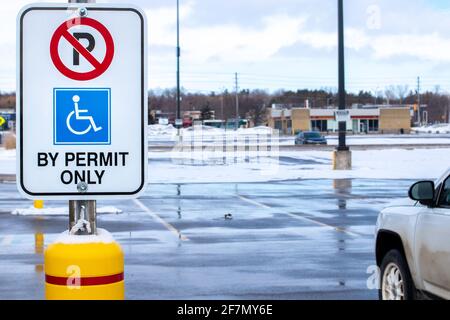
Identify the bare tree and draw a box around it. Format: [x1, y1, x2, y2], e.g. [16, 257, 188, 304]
[384, 86, 397, 105]
[395, 85, 409, 104]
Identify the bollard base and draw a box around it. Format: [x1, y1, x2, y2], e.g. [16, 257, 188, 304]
[44, 228, 124, 300]
[332, 149, 352, 170]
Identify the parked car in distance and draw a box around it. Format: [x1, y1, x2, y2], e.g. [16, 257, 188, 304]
[375, 167, 450, 300]
[295, 131, 327, 145]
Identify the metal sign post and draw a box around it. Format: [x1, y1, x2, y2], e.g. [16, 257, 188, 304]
[68, 0, 96, 236]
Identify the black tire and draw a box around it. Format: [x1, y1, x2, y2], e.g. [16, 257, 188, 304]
[379, 249, 416, 300]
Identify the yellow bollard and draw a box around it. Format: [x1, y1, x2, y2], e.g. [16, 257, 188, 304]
[34, 200, 44, 209]
[44, 228, 124, 300]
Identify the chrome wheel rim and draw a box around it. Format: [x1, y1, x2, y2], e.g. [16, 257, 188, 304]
[382, 262, 405, 300]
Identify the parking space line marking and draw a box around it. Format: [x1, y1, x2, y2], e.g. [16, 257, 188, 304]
[236, 194, 360, 237]
[133, 199, 189, 241]
[0, 235, 13, 246]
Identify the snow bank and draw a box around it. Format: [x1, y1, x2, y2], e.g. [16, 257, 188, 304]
[149, 124, 278, 139]
[53, 228, 115, 244]
[11, 206, 123, 216]
[0, 148, 16, 175]
[237, 126, 274, 134]
[148, 124, 177, 136]
[325, 135, 450, 146]
[412, 123, 450, 134]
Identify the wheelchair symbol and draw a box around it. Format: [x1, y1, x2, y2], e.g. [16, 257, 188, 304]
[66, 95, 103, 135]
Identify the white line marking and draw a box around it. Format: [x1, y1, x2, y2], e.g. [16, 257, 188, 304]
[133, 199, 189, 241]
[236, 195, 360, 237]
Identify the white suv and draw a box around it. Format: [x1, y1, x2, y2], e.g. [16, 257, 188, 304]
[376, 168, 450, 300]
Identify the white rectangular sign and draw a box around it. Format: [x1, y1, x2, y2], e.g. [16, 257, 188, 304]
[334, 110, 350, 122]
[17, 3, 147, 199]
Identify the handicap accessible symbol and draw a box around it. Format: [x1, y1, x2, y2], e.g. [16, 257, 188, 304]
[54, 88, 111, 145]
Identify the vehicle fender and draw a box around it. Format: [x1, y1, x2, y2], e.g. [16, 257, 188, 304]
[376, 205, 423, 289]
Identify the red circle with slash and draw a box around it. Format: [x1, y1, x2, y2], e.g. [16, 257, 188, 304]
[50, 17, 114, 81]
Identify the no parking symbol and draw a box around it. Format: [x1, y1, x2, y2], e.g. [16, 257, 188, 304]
[50, 17, 114, 81]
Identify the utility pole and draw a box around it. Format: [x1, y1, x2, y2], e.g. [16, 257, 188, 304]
[235, 72, 239, 130]
[220, 93, 224, 120]
[417, 76, 421, 125]
[176, 0, 181, 131]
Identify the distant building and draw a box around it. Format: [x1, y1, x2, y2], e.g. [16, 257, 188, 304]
[183, 110, 216, 120]
[266, 105, 413, 135]
[151, 110, 175, 124]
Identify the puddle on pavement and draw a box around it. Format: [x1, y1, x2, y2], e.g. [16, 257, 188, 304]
[334, 179, 352, 211]
[35, 232, 44, 254]
[34, 232, 44, 273]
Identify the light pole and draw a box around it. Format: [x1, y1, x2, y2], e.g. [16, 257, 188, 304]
[333, 0, 351, 170]
[235, 72, 239, 130]
[337, 0, 347, 152]
[176, 0, 181, 130]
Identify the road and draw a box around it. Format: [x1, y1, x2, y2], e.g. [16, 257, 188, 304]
[0, 178, 413, 299]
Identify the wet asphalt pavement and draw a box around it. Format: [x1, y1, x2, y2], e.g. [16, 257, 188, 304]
[0, 176, 414, 300]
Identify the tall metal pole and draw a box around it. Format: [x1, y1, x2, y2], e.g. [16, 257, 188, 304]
[68, 0, 96, 235]
[235, 72, 239, 130]
[176, 0, 181, 127]
[221, 93, 224, 120]
[417, 76, 421, 125]
[337, 0, 348, 151]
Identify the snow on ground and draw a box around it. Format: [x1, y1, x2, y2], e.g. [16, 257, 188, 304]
[1, 131, 449, 185]
[148, 148, 450, 183]
[148, 124, 275, 137]
[148, 125, 450, 146]
[0, 149, 16, 175]
[11, 206, 123, 216]
[53, 228, 115, 244]
[325, 135, 450, 146]
[412, 123, 450, 134]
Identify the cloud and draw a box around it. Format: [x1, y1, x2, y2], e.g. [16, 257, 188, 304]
[3, 0, 450, 92]
[0, 0, 61, 90]
[372, 33, 450, 62]
[147, 2, 306, 63]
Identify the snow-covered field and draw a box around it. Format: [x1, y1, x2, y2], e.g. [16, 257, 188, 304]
[149, 148, 450, 183]
[1, 125, 449, 184]
[2, 147, 447, 183]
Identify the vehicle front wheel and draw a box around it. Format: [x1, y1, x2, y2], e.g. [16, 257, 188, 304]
[379, 249, 416, 300]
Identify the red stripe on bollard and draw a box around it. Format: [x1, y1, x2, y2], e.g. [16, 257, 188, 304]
[46, 273, 124, 286]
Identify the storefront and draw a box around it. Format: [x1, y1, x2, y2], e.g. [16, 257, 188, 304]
[267, 106, 412, 135]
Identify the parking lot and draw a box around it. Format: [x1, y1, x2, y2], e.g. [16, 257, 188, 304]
[0, 176, 413, 299]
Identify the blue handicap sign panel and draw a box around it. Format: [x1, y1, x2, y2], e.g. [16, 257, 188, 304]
[53, 88, 111, 145]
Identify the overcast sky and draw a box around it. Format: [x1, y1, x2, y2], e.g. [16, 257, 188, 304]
[3, 0, 450, 94]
